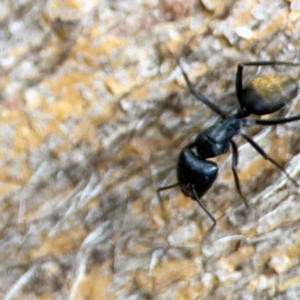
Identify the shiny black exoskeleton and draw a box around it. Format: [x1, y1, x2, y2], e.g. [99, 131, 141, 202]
[157, 61, 300, 226]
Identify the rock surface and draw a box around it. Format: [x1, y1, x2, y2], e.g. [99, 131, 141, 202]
[1, 0, 300, 299]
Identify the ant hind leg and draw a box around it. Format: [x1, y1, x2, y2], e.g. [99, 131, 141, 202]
[230, 140, 249, 209]
[241, 133, 297, 187]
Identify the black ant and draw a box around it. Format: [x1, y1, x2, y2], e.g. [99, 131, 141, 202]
[157, 60, 300, 226]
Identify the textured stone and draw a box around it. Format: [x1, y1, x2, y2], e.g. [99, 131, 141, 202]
[1, 0, 300, 299]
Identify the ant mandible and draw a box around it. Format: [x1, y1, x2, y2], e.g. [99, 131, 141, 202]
[157, 60, 300, 226]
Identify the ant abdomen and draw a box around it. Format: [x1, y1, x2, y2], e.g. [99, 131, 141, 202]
[241, 74, 298, 115]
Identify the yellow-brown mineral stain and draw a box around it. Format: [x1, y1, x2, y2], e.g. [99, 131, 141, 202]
[28, 227, 86, 260]
[217, 246, 255, 273]
[253, 10, 287, 40]
[152, 259, 198, 293]
[70, 266, 112, 300]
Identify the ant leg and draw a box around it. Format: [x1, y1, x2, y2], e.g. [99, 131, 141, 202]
[192, 185, 216, 226]
[177, 60, 226, 118]
[236, 61, 300, 102]
[241, 133, 297, 186]
[254, 114, 300, 125]
[230, 141, 249, 209]
[156, 183, 179, 218]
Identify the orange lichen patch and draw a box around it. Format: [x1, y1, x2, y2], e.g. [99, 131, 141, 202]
[289, 10, 300, 21]
[134, 270, 153, 293]
[45, 101, 84, 122]
[161, 32, 194, 56]
[47, 0, 63, 11]
[47, 0, 99, 14]
[271, 243, 300, 259]
[293, 228, 300, 238]
[269, 253, 298, 274]
[0, 170, 30, 188]
[23, 295, 56, 300]
[76, 35, 128, 59]
[88, 26, 103, 39]
[164, 80, 183, 96]
[152, 259, 198, 291]
[74, 120, 98, 144]
[252, 252, 271, 269]
[175, 283, 205, 300]
[11, 46, 27, 59]
[70, 267, 112, 300]
[126, 136, 169, 162]
[85, 198, 102, 212]
[0, 77, 8, 92]
[268, 244, 300, 273]
[45, 72, 95, 108]
[0, 116, 41, 184]
[28, 227, 86, 260]
[13, 162, 31, 183]
[0, 182, 20, 196]
[0, 109, 26, 124]
[233, 4, 256, 27]
[49, 139, 75, 155]
[295, 98, 300, 112]
[150, 199, 171, 227]
[131, 197, 153, 218]
[172, 193, 196, 211]
[130, 86, 151, 101]
[104, 75, 138, 97]
[15, 123, 42, 150]
[201, 0, 229, 16]
[247, 274, 276, 292]
[94, 160, 112, 176]
[113, 145, 138, 161]
[159, 15, 210, 55]
[127, 240, 154, 256]
[210, 2, 256, 44]
[278, 276, 300, 293]
[217, 246, 255, 272]
[197, 273, 217, 297]
[65, 0, 85, 9]
[105, 65, 147, 95]
[90, 102, 116, 124]
[41, 34, 67, 58]
[267, 135, 290, 160]
[253, 10, 288, 40]
[180, 106, 200, 120]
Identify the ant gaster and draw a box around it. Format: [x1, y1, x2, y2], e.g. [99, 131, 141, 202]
[157, 60, 300, 226]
